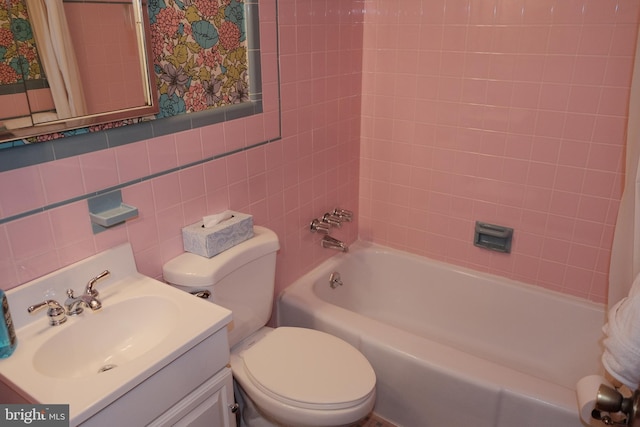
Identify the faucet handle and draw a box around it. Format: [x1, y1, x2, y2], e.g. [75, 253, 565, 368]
[85, 270, 110, 297]
[333, 208, 353, 222]
[310, 218, 331, 235]
[322, 213, 343, 228]
[28, 300, 67, 326]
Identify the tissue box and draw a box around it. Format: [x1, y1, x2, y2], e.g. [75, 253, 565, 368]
[182, 212, 254, 257]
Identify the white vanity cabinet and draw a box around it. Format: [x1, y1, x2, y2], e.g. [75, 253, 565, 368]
[80, 329, 237, 427]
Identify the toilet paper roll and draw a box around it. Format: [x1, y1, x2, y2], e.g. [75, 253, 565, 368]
[577, 375, 614, 426]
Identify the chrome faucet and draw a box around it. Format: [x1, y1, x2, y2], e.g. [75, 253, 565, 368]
[311, 208, 354, 252]
[321, 235, 348, 252]
[65, 289, 102, 315]
[65, 270, 110, 315]
[332, 208, 353, 222]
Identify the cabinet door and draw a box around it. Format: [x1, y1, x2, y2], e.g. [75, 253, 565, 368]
[149, 368, 237, 427]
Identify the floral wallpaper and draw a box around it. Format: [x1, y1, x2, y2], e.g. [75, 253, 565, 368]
[149, 0, 249, 118]
[0, 0, 43, 85]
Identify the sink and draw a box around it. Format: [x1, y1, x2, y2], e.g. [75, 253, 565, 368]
[0, 243, 232, 425]
[33, 296, 179, 379]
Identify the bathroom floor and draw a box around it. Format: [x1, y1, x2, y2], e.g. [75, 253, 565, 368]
[357, 413, 398, 427]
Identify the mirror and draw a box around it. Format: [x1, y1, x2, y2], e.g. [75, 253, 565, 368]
[0, 0, 157, 142]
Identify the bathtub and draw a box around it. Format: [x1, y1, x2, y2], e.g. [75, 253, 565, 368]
[277, 241, 606, 427]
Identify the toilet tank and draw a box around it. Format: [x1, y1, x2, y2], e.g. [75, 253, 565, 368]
[163, 226, 280, 347]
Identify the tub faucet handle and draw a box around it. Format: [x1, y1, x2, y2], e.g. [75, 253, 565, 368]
[310, 218, 331, 235]
[333, 208, 353, 222]
[322, 213, 343, 228]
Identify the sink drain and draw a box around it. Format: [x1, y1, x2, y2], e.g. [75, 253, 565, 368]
[97, 364, 118, 373]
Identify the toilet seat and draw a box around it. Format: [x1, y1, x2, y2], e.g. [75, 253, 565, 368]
[238, 327, 376, 411]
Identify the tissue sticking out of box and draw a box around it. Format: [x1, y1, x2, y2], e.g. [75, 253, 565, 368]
[182, 211, 254, 258]
[203, 210, 234, 228]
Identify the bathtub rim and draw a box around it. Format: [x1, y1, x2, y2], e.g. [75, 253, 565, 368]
[293, 239, 606, 313]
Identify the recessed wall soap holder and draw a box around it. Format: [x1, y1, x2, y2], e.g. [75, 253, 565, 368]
[88, 190, 138, 234]
[474, 221, 513, 253]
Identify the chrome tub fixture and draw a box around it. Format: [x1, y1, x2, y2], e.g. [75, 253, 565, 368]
[321, 235, 348, 252]
[329, 272, 343, 289]
[311, 208, 354, 251]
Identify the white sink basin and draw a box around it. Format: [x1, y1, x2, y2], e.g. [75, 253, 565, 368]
[33, 296, 179, 379]
[0, 243, 232, 425]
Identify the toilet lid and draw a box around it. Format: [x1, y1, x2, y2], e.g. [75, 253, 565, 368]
[240, 327, 376, 410]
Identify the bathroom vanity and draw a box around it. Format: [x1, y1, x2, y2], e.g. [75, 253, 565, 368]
[0, 243, 237, 427]
[82, 332, 236, 426]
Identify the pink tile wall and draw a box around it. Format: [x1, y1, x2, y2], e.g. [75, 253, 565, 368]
[0, 0, 363, 307]
[270, 0, 363, 291]
[359, 0, 640, 303]
[6, 0, 625, 311]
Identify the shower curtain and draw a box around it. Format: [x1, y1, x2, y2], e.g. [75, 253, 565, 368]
[26, 0, 87, 119]
[608, 25, 640, 308]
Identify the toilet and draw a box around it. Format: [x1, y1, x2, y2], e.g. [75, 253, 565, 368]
[162, 226, 376, 427]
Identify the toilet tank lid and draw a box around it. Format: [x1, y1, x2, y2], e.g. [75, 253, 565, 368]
[163, 226, 280, 287]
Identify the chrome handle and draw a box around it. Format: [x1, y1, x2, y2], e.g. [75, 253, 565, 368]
[310, 218, 330, 234]
[322, 213, 342, 228]
[333, 208, 353, 222]
[28, 300, 67, 326]
[86, 270, 110, 297]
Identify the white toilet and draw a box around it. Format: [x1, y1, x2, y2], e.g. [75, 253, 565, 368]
[163, 226, 376, 427]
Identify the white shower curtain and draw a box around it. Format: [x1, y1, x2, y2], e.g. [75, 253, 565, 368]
[26, 0, 87, 119]
[608, 25, 640, 308]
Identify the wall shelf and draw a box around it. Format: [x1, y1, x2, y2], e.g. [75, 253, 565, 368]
[88, 190, 138, 234]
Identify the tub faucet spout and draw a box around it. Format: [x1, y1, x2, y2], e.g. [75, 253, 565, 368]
[321, 235, 348, 252]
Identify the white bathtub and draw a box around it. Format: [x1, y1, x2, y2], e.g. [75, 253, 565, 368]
[277, 241, 606, 427]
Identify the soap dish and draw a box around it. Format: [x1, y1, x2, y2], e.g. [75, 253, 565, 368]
[88, 190, 139, 233]
[89, 203, 138, 227]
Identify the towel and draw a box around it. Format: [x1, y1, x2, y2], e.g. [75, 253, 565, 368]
[602, 273, 640, 389]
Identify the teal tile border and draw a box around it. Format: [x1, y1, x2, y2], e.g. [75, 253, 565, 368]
[0, 136, 279, 226]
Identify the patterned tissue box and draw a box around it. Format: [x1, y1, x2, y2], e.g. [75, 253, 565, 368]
[182, 212, 254, 258]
